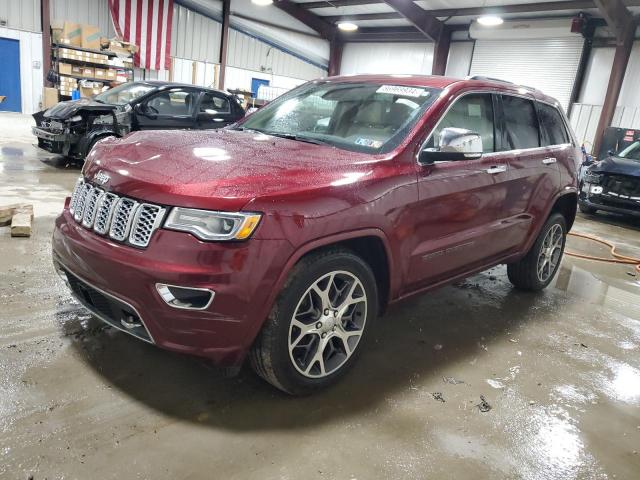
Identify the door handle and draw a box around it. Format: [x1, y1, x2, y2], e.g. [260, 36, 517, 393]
[485, 165, 507, 174]
[542, 157, 557, 165]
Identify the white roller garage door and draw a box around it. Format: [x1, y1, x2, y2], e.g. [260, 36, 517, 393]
[469, 37, 584, 112]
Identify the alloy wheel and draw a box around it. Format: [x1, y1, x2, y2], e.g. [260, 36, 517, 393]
[537, 224, 564, 282]
[288, 270, 367, 378]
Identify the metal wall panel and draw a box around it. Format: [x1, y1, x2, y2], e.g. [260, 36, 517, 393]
[470, 37, 584, 111]
[340, 43, 434, 75]
[50, 0, 115, 38]
[171, 4, 221, 63]
[569, 103, 640, 152]
[0, 0, 41, 32]
[226, 28, 325, 82]
[0, 27, 43, 113]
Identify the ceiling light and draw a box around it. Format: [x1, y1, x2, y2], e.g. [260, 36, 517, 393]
[477, 15, 504, 26]
[337, 22, 358, 32]
[251, 0, 273, 5]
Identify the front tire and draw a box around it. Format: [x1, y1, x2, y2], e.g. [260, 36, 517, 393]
[250, 248, 378, 395]
[507, 213, 567, 291]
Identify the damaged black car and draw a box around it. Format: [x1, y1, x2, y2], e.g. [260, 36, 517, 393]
[32, 81, 245, 161]
[579, 140, 640, 218]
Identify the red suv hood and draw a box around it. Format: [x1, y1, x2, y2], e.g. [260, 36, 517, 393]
[84, 129, 377, 211]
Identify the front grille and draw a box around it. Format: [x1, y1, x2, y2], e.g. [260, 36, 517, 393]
[602, 174, 640, 198]
[62, 266, 153, 343]
[69, 177, 165, 248]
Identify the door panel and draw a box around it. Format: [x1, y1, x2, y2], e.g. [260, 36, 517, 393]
[407, 92, 516, 291]
[500, 96, 560, 249]
[195, 91, 235, 129]
[135, 88, 197, 130]
[0, 37, 22, 112]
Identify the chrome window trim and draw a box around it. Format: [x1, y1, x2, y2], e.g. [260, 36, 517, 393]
[416, 89, 571, 166]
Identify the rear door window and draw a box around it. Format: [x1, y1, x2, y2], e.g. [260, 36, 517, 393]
[501, 95, 541, 150]
[537, 102, 570, 146]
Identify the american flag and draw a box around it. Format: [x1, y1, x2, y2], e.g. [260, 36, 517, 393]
[108, 0, 174, 71]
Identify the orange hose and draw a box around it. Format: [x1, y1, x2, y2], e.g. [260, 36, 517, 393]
[566, 232, 640, 273]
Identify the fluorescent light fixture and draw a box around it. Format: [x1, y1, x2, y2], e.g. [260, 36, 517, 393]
[477, 15, 504, 26]
[251, 0, 273, 5]
[337, 22, 358, 32]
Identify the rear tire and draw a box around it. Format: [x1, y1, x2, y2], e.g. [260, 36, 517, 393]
[579, 203, 598, 215]
[507, 213, 567, 291]
[250, 248, 378, 395]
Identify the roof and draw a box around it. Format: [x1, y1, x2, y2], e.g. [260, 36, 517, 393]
[136, 80, 227, 95]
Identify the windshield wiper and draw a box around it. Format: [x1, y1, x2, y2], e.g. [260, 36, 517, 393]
[262, 131, 328, 145]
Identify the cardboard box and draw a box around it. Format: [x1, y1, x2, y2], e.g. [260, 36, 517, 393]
[80, 86, 101, 98]
[81, 24, 101, 50]
[94, 68, 106, 78]
[81, 67, 95, 78]
[43, 87, 59, 108]
[58, 63, 73, 75]
[106, 69, 117, 80]
[62, 21, 81, 47]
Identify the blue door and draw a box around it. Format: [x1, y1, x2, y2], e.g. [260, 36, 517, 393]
[0, 37, 22, 112]
[250, 78, 269, 98]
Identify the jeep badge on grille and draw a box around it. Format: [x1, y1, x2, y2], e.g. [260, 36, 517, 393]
[93, 170, 110, 185]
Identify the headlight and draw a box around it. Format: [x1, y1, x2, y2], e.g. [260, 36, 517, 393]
[164, 208, 261, 241]
[583, 172, 602, 184]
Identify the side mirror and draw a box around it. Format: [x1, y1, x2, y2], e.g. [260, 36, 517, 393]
[134, 103, 157, 119]
[607, 149, 615, 156]
[419, 127, 483, 164]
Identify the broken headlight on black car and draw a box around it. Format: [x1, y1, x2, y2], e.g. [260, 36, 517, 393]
[583, 172, 602, 184]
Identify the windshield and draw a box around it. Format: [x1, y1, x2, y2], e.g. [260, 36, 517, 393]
[238, 81, 441, 153]
[94, 82, 156, 105]
[617, 141, 640, 161]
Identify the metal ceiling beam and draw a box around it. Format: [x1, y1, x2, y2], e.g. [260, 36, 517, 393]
[273, 0, 338, 40]
[218, 0, 230, 90]
[592, 0, 638, 156]
[381, 0, 443, 41]
[307, 0, 640, 18]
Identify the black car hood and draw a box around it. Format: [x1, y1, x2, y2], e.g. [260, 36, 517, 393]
[589, 156, 640, 177]
[43, 98, 118, 119]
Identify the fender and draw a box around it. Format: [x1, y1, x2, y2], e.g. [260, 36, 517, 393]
[240, 227, 396, 352]
[78, 128, 118, 158]
[520, 186, 578, 256]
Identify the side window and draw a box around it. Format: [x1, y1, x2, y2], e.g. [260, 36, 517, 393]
[537, 102, 569, 146]
[429, 93, 495, 153]
[501, 95, 540, 150]
[146, 88, 196, 116]
[199, 93, 231, 114]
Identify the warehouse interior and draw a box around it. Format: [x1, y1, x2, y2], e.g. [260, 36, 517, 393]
[1, 0, 640, 478]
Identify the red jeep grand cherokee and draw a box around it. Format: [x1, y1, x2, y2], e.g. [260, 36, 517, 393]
[53, 75, 579, 394]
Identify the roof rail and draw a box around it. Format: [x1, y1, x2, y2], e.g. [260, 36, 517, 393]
[466, 75, 514, 84]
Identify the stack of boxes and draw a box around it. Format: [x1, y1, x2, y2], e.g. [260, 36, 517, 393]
[49, 21, 135, 101]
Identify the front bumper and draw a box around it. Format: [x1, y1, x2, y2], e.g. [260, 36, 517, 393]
[52, 209, 293, 365]
[579, 182, 640, 217]
[32, 126, 67, 142]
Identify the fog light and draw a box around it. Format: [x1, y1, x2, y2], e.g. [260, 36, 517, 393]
[590, 185, 603, 194]
[156, 284, 214, 310]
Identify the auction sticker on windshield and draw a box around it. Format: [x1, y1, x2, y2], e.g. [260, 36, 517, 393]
[376, 85, 427, 97]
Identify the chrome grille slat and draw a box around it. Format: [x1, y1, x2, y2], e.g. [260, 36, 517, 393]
[67, 176, 162, 248]
[93, 192, 118, 235]
[129, 204, 165, 247]
[109, 198, 139, 242]
[82, 188, 103, 228]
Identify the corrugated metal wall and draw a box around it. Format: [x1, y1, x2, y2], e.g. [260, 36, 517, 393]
[171, 4, 221, 63]
[0, 27, 44, 113]
[50, 0, 115, 38]
[340, 43, 434, 76]
[570, 104, 640, 152]
[0, 0, 41, 32]
[227, 28, 325, 81]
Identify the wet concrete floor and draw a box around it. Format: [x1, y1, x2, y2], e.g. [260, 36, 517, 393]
[1, 113, 639, 479]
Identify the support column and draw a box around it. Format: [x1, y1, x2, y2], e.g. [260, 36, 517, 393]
[41, 0, 52, 87]
[432, 26, 451, 76]
[218, 0, 230, 90]
[328, 39, 343, 76]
